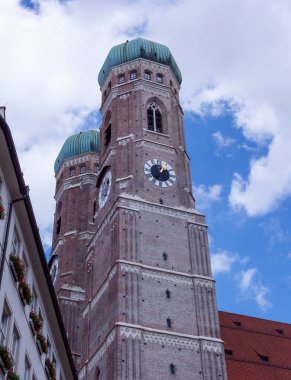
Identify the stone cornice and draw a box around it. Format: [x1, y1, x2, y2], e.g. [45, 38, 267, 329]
[55, 153, 99, 181]
[82, 260, 215, 318]
[88, 194, 206, 250]
[79, 323, 223, 378]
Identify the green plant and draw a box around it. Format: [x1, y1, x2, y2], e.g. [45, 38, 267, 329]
[19, 280, 32, 305]
[45, 358, 56, 380]
[7, 371, 20, 380]
[0, 196, 5, 220]
[29, 311, 43, 333]
[0, 345, 14, 371]
[9, 255, 25, 281]
[37, 333, 48, 354]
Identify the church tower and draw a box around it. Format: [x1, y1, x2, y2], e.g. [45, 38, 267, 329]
[52, 38, 228, 380]
[50, 130, 100, 369]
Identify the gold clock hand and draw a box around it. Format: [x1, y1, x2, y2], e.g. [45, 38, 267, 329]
[160, 163, 167, 172]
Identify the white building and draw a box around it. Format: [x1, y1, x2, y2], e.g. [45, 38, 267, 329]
[0, 109, 77, 380]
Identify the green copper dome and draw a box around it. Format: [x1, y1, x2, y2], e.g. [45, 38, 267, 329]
[54, 129, 100, 173]
[98, 38, 182, 87]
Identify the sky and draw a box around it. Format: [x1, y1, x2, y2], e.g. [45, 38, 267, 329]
[1, 0, 291, 323]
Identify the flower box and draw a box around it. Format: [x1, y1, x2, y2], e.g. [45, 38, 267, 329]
[0, 345, 14, 372]
[36, 333, 47, 354]
[7, 371, 20, 380]
[18, 280, 32, 306]
[29, 320, 36, 336]
[0, 355, 6, 375]
[45, 358, 56, 380]
[36, 339, 43, 356]
[9, 255, 25, 282]
[0, 196, 5, 221]
[29, 311, 42, 334]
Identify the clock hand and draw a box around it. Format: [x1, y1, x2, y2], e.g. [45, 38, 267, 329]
[160, 163, 167, 172]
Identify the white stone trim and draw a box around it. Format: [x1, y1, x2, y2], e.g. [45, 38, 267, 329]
[120, 326, 142, 340]
[88, 329, 116, 370]
[50, 239, 63, 257]
[55, 153, 99, 180]
[100, 88, 118, 115]
[102, 147, 117, 168]
[116, 134, 134, 145]
[87, 194, 205, 251]
[84, 323, 222, 373]
[63, 230, 77, 237]
[194, 278, 214, 289]
[134, 81, 171, 98]
[78, 232, 94, 240]
[135, 139, 176, 154]
[59, 271, 73, 277]
[118, 193, 204, 223]
[115, 175, 133, 183]
[117, 322, 222, 347]
[91, 266, 117, 309]
[143, 128, 170, 138]
[119, 260, 214, 286]
[201, 340, 222, 353]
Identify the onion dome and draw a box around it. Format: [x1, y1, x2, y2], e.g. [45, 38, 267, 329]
[54, 129, 100, 174]
[98, 38, 182, 88]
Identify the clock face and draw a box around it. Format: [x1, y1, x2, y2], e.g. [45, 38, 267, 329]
[144, 159, 176, 188]
[99, 171, 112, 209]
[50, 258, 59, 284]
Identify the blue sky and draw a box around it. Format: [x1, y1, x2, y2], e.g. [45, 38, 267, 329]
[1, 0, 291, 324]
[185, 109, 291, 322]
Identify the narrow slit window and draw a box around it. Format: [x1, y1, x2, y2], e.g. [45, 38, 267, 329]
[105, 124, 111, 147]
[166, 289, 171, 299]
[170, 363, 175, 375]
[56, 217, 62, 235]
[167, 317, 172, 328]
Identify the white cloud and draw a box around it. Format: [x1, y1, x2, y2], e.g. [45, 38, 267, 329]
[211, 251, 238, 275]
[193, 184, 222, 210]
[237, 267, 256, 292]
[213, 131, 235, 149]
[235, 268, 272, 311]
[1, 0, 291, 244]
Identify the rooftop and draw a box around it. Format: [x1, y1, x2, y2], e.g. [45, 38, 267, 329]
[98, 38, 182, 88]
[54, 129, 100, 174]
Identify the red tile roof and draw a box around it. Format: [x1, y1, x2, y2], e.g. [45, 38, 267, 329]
[219, 311, 291, 380]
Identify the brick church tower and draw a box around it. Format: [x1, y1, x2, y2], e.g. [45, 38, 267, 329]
[51, 38, 228, 379]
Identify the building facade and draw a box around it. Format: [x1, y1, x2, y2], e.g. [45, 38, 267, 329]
[0, 111, 77, 380]
[219, 311, 291, 380]
[51, 38, 228, 379]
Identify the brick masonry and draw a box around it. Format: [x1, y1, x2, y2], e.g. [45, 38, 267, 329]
[52, 57, 228, 379]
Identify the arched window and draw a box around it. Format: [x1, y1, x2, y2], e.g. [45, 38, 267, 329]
[147, 102, 162, 133]
[156, 74, 163, 84]
[130, 70, 137, 80]
[95, 367, 101, 380]
[144, 70, 151, 80]
[118, 74, 125, 84]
